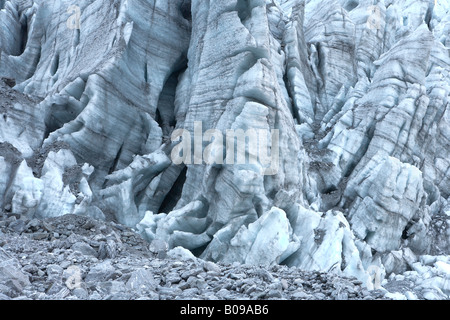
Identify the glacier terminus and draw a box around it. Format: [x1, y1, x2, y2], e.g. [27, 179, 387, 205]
[0, 0, 449, 300]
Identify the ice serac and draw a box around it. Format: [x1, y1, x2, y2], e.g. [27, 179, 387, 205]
[0, 0, 449, 292]
[284, 204, 371, 287]
[283, 0, 317, 124]
[344, 153, 427, 253]
[201, 207, 299, 266]
[305, 0, 357, 118]
[150, 0, 307, 259]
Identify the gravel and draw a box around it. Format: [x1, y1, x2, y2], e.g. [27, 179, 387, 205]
[0, 212, 389, 300]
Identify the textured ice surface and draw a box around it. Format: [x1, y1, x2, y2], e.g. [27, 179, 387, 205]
[0, 0, 449, 292]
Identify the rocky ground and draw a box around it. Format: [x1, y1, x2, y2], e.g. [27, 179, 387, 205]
[0, 211, 390, 301]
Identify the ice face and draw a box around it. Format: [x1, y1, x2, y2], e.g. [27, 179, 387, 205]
[0, 0, 448, 290]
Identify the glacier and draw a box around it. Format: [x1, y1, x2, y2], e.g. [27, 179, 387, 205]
[0, 0, 449, 296]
